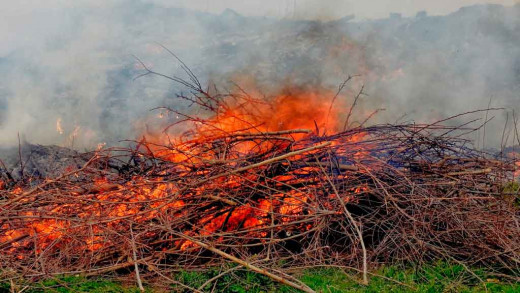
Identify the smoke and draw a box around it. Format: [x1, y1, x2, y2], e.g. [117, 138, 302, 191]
[0, 1, 213, 148]
[0, 1, 518, 149]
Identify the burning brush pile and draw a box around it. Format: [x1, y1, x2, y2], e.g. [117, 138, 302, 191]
[1, 70, 519, 290]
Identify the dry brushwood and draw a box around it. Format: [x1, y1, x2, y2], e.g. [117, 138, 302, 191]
[1, 65, 519, 291]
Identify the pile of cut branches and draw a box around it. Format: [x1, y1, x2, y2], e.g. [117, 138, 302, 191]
[1, 68, 519, 291]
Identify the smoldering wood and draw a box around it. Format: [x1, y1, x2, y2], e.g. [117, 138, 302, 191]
[1, 72, 519, 290]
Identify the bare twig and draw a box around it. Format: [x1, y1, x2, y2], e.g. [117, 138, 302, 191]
[130, 224, 145, 292]
[172, 232, 316, 293]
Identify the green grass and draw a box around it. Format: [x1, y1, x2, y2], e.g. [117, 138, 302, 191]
[503, 181, 520, 207]
[293, 263, 518, 293]
[2, 262, 518, 292]
[0, 275, 148, 293]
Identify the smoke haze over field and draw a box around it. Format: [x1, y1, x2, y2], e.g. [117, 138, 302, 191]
[0, 1, 519, 149]
[147, 0, 519, 19]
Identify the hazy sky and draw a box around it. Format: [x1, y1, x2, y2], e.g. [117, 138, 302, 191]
[2, 0, 517, 54]
[147, 0, 519, 19]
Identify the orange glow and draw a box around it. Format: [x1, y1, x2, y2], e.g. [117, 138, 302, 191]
[141, 86, 351, 166]
[1, 84, 371, 254]
[56, 118, 64, 135]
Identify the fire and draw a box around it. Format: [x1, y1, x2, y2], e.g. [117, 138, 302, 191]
[96, 142, 106, 150]
[56, 118, 64, 135]
[132, 86, 367, 248]
[143, 86, 348, 164]
[1, 84, 370, 256]
[507, 152, 520, 179]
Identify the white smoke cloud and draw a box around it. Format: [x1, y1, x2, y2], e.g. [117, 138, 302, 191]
[145, 0, 517, 19]
[0, 1, 212, 147]
[0, 1, 518, 149]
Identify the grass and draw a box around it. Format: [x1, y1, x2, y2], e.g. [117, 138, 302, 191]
[1, 275, 147, 293]
[2, 262, 519, 292]
[503, 181, 520, 207]
[293, 263, 518, 293]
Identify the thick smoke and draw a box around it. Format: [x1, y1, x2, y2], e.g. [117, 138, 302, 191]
[0, 1, 518, 149]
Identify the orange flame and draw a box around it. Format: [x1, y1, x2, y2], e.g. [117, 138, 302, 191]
[1, 84, 369, 254]
[56, 118, 64, 135]
[141, 86, 349, 165]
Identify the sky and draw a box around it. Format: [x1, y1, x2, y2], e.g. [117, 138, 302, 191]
[146, 0, 519, 19]
[1, 0, 516, 56]
[2, 0, 518, 55]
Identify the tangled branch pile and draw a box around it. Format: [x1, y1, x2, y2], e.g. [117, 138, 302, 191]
[1, 69, 519, 291]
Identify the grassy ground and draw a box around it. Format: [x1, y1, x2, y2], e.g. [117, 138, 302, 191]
[2, 262, 519, 292]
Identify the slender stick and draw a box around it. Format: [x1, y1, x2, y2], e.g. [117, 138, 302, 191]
[172, 232, 316, 293]
[315, 155, 368, 285]
[130, 224, 145, 292]
[180, 142, 332, 205]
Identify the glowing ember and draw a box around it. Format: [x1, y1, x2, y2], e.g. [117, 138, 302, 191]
[0, 84, 370, 256]
[142, 86, 354, 166]
[96, 142, 106, 151]
[4, 79, 508, 273]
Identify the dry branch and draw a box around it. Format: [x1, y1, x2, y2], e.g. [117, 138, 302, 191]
[0, 75, 519, 291]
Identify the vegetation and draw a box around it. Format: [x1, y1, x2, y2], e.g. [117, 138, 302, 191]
[503, 181, 520, 207]
[2, 262, 518, 293]
[1, 275, 146, 293]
